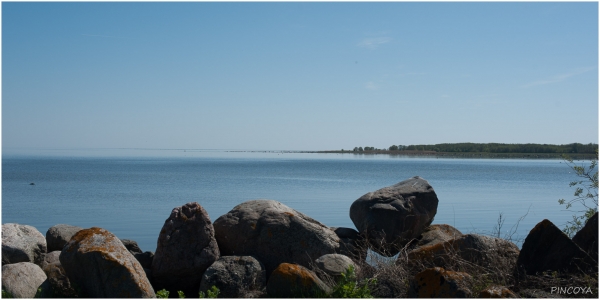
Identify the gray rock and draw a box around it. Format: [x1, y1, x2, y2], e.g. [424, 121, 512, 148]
[314, 254, 357, 283]
[516, 219, 596, 275]
[572, 212, 598, 261]
[214, 199, 341, 276]
[40, 250, 61, 271]
[46, 224, 82, 252]
[1, 262, 47, 298]
[121, 239, 143, 255]
[60, 227, 155, 298]
[152, 202, 220, 297]
[200, 256, 267, 298]
[2, 223, 47, 266]
[350, 176, 439, 255]
[266, 263, 331, 298]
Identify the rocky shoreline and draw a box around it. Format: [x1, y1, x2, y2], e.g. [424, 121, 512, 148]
[2, 176, 598, 298]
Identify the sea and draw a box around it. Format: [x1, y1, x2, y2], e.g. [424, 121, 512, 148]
[2, 149, 591, 253]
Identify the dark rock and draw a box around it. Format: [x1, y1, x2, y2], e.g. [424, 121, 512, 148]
[60, 227, 155, 297]
[2, 223, 47, 267]
[350, 176, 439, 255]
[214, 199, 341, 276]
[134, 251, 154, 270]
[330, 227, 366, 261]
[152, 202, 220, 296]
[120, 239, 143, 255]
[199, 256, 266, 298]
[408, 234, 519, 275]
[40, 261, 78, 298]
[572, 212, 598, 261]
[1, 262, 47, 298]
[266, 263, 331, 298]
[516, 219, 596, 275]
[479, 286, 518, 298]
[46, 224, 83, 252]
[408, 267, 472, 298]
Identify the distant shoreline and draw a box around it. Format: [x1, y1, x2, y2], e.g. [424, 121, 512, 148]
[228, 150, 597, 160]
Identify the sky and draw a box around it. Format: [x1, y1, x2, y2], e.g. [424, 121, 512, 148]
[2, 2, 598, 152]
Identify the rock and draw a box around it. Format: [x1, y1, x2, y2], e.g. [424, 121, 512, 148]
[1, 262, 47, 298]
[331, 227, 366, 261]
[572, 212, 598, 261]
[152, 202, 220, 296]
[40, 250, 61, 271]
[199, 256, 267, 298]
[266, 263, 331, 298]
[408, 267, 472, 298]
[46, 224, 82, 252]
[214, 199, 341, 276]
[39, 261, 78, 298]
[350, 176, 439, 255]
[408, 234, 519, 274]
[121, 239, 143, 255]
[409, 224, 463, 249]
[516, 219, 596, 275]
[59, 227, 155, 298]
[479, 286, 518, 298]
[2, 223, 47, 266]
[314, 254, 357, 283]
[134, 251, 154, 270]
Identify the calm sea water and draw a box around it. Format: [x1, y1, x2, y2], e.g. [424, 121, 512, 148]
[2, 150, 588, 252]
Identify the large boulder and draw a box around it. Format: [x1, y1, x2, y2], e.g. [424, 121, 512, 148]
[59, 227, 155, 298]
[214, 199, 341, 276]
[46, 224, 82, 252]
[350, 176, 439, 255]
[152, 202, 220, 296]
[199, 256, 267, 298]
[408, 267, 472, 298]
[1, 262, 47, 298]
[266, 263, 331, 298]
[572, 212, 598, 261]
[2, 223, 47, 267]
[408, 234, 519, 275]
[516, 219, 596, 275]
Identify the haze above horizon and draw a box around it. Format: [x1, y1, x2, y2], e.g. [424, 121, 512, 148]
[3, 2, 598, 153]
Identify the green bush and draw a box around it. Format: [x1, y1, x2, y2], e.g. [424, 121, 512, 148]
[178, 290, 186, 298]
[156, 289, 169, 299]
[199, 286, 220, 298]
[330, 265, 376, 298]
[2, 289, 13, 298]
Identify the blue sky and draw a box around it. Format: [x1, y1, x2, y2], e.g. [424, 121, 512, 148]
[2, 2, 598, 151]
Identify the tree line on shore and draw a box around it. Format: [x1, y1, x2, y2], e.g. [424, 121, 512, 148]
[349, 142, 598, 154]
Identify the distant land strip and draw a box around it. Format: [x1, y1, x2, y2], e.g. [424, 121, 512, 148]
[229, 143, 598, 159]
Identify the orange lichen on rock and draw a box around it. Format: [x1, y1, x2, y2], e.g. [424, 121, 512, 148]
[266, 263, 330, 297]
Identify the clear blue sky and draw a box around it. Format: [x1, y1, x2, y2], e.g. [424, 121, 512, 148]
[2, 2, 598, 151]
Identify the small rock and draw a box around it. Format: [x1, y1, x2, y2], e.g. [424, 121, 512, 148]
[266, 263, 331, 298]
[39, 261, 78, 298]
[314, 254, 358, 283]
[40, 250, 61, 271]
[2, 223, 47, 266]
[408, 267, 472, 298]
[1, 262, 47, 298]
[350, 176, 439, 255]
[409, 224, 463, 249]
[60, 227, 155, 297]
[199, 256, 266, 298]
[121, 239, 143, 255]
[331, 227, 366, 261]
